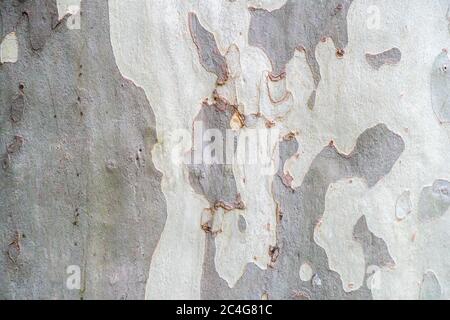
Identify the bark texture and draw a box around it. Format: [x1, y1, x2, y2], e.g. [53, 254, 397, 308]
[1, 0, 450, 300]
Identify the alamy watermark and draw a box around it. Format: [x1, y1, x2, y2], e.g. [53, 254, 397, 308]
[59, 0, 81, 30]
[66, 265, 81, 290]
[366, 5, 381, 30]
[170, 121, 281, 176]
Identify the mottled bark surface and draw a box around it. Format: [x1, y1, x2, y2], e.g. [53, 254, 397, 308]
[0, 0, 166, 299]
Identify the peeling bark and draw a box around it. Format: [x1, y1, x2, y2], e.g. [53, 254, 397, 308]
[0, 0, 166, 300]
[2, 0, 450, 301]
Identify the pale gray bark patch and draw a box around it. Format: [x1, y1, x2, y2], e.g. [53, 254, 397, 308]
[188, 12, 229, 85]
[353, 216, 395, 268]
[187, 95, 244, 211]
[248, 0, 353, 109]
[0, 0, 166, 299]
[418, 179, 450, 223]
[200, 124, 404, 300]
[431, 51, 450, 123]
[420, 271, 442, 300]
[349, 124, 405, 188]
[366, 48, 402, 70]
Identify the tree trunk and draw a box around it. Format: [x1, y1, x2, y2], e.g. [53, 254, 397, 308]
[1, 0, 449, 300]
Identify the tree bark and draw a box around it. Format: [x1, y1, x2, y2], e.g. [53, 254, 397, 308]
[1, 0, 449, 300]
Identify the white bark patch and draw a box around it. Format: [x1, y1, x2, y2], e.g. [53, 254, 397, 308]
[315, 178, 367, 292]
[0, 32, 18, 64]
[213, 117, 279, 288]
